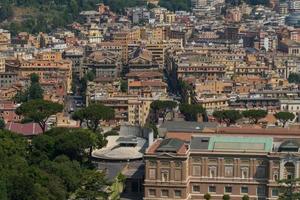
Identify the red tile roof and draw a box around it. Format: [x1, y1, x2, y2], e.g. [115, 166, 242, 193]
[6, 122, 43, 136]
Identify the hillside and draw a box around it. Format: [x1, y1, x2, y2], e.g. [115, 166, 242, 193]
[0, 0, 103, 34]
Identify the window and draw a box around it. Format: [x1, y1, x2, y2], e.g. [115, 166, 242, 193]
[272, 189, 279, 197]
[149, 169, 156, 179]
[257, 186, 265, 196]
[149, 189, 156, 197]
[225, 166, 234, 177]
[225, 186, 232, 193]
[174, 190, 181, 198]
[192, 185, 200, 193]
[241, 186, 248, 194]
[161, 189, 169, 197]
[161, 170, 169, 182]
[209, 186, 216, 193]
[192, 165, 201, 176]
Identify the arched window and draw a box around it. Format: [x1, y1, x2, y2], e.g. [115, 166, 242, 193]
[284, 162, 295, 180]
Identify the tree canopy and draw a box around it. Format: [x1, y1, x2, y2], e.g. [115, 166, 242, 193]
[150, 100, 177, 122]
[274, 112, 295, 127]
[158, 0, 190, 11]
[278, 178, 300, 200]
[179, 103, 206, 121]
[242, 109, 268, 124]
[72, 103, 115, 132]
[213, 110, 242, 126]
[0, 128, 123, 200]
[16, 99, 63, 132]
[0, 0, 104, 34]
[288, 73, 300, 84]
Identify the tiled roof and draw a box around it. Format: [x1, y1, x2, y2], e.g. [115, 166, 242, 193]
[6, 122, 43, 136]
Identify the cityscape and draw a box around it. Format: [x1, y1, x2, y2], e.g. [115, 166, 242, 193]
[1, 0, 300, 199]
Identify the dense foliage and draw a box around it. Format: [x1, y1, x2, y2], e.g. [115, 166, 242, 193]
[288, 73, 300, 84]
[159, 0, 190, 11]
[213, 110, 242, 126]
[0, 0, 103, 34]
[278, 178, 300, 200]
[179, 103, 206, 121]
[0, 128, 122, 200]
[150, 100, 177, 122]
[242, 109, 267, 124]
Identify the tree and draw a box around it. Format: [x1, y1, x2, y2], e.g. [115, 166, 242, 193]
[0, 128, 114, 200]
[213, 110, 224, 123]
[84, 104, 115, 132]
[150, 100, 177, 122]
[213, 110, 242, 126]
[28, 73, 44, 100]
[204, 193, 211, 200]
[274, 112, 295, 127]
[0, 119, 5, 129]
[109, 173, 126, 200]
[72, 109, 86, 127]
[242, 195, 250, 200]
[223, 194, 230, 200]
[159, 0, 190, 11]
[120, 80, 128, 92]
[14, 73, 44, 103]
[278, 178, 300, 200]
[242, 109, 268, 124]
[288, 73, 300, 84]
[75, 170, 110, 200]
[16, 99, 63, 133]
[179, 103, 206, 121]
[71, 104, 115, 132]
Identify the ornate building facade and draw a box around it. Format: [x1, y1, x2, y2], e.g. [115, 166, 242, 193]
[144, 136, 300, 200]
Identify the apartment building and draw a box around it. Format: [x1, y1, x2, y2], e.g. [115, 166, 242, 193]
[6, 56, 72, 93]
[86, 51, 122, 79]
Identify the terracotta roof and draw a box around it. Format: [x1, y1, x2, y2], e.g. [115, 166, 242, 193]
[146, 140, 162, 154]
[126, 71, 163, 79]
[141, 80, 166, 87]
[166, 132, 194, 141]
[6, 122, 43, 136]
[128, 81, 142, 87]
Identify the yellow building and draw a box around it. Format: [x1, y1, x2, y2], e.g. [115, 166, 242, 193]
[0, 29, 10, 51]
[164, 12, 176, 24]
[195, 80, 233, 95]
[7, 56, 72, 93]
[113, 28, 141, 44]
[0, 56, 5, 73]
[37, 51, 63, 61]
